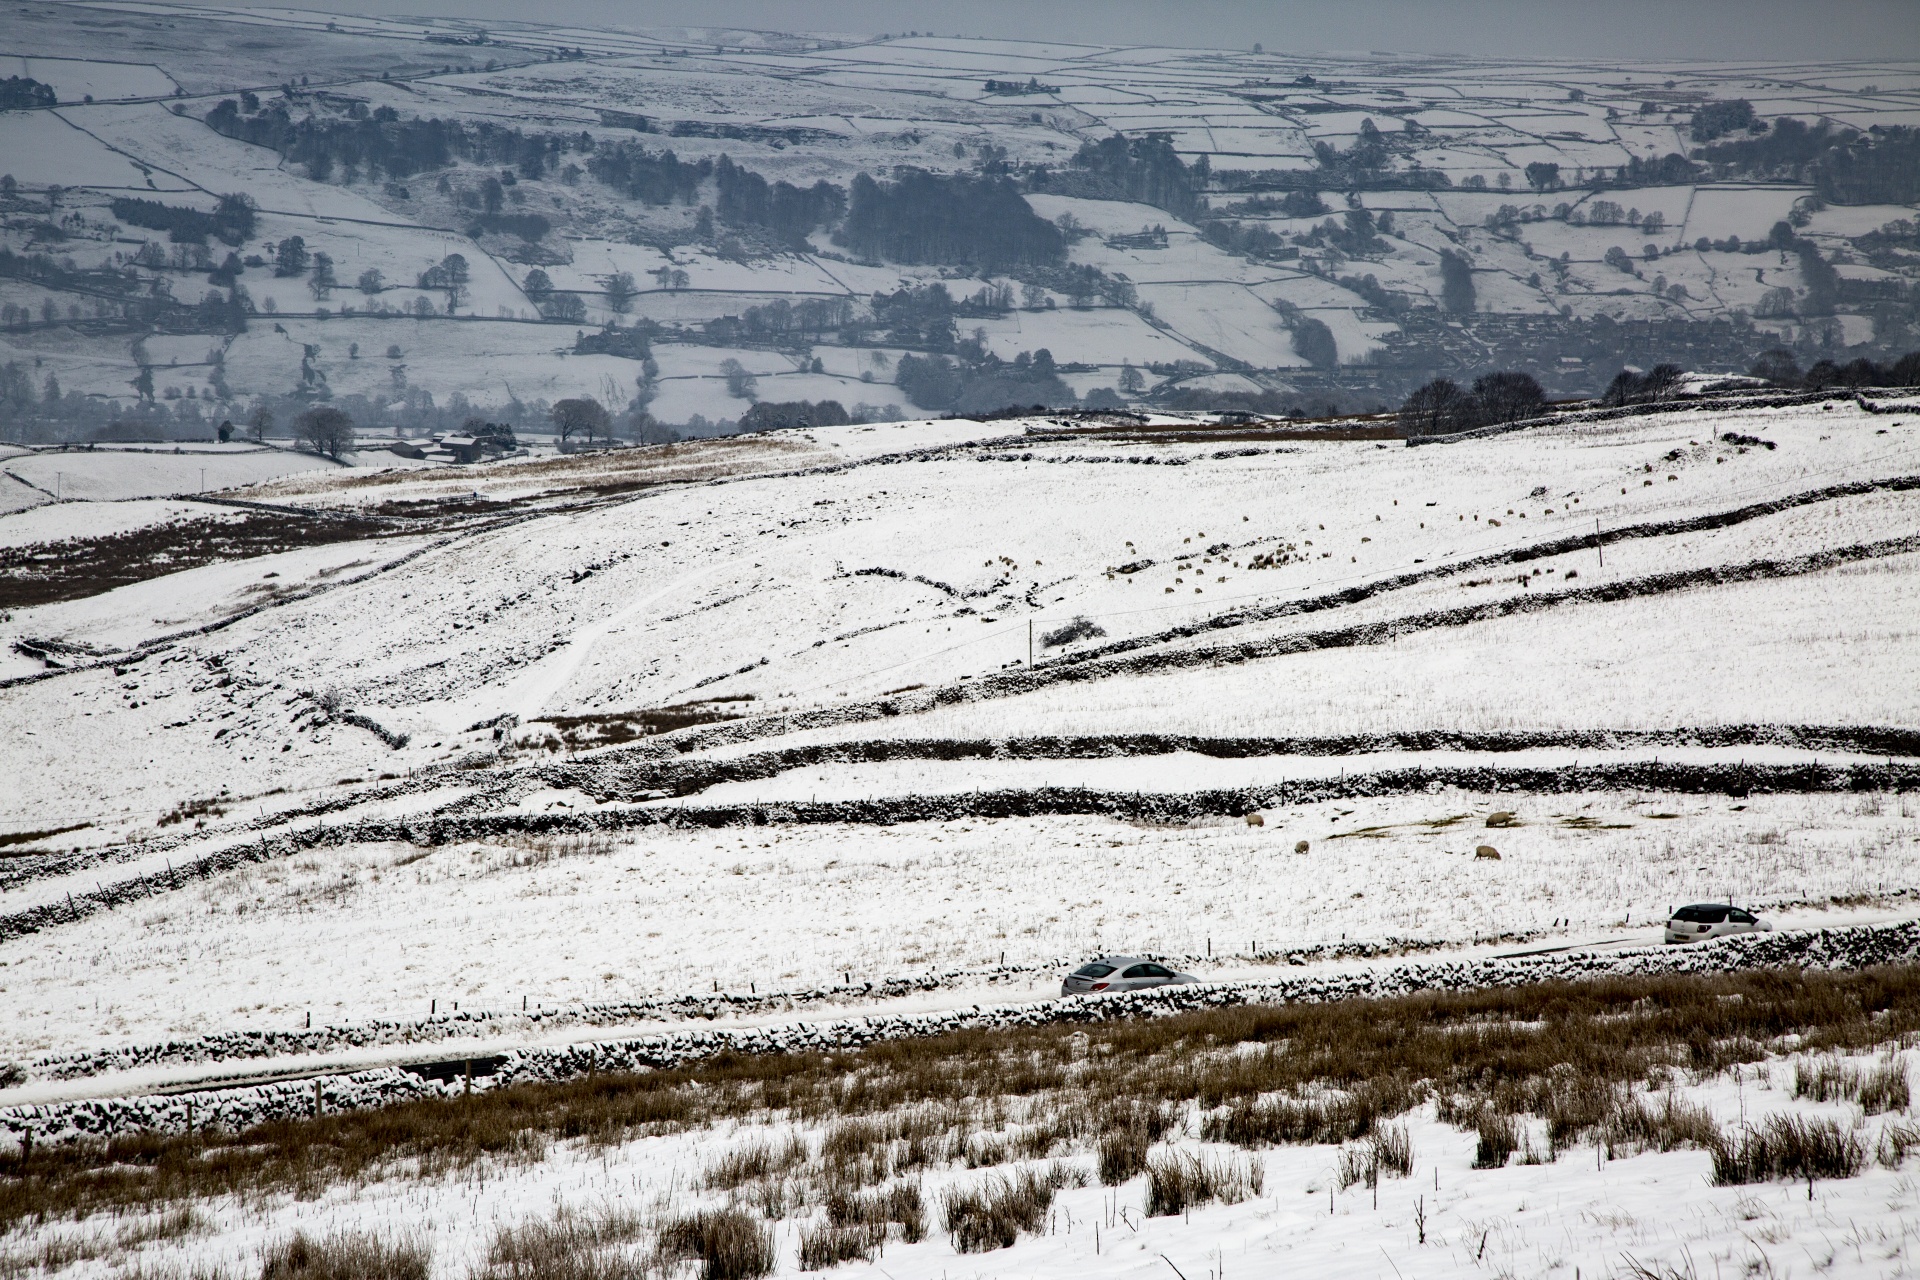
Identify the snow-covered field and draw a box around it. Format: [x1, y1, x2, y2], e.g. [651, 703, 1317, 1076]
[4, 789, 1915, 1065]
[2, 399, 1916, 1073]
[3, 8, 1920, 1270]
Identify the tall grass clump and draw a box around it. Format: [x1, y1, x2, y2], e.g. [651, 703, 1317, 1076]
[259, 1231, 429, 1280]
[1795, 1055, 1909, 1114]
[1710, 1115, 1867, 1186]
[1096, 1101, 1178, 1185]
[823, 1178, 925, 1243]
[1337, 1123, 1414, 1189]
[702, 1135, 808, 1190]
[1473, 1112, 1520, 1169]
[1204, 1080, 1414, 1148]
[654, 1209, 774, 1280]
[480, 1207, 646, 1280]
[1143, 1151, 1264, 1217]
[1880, 1120, 1920, 1168]
[796, 1222, 884, 1271]
[941, 1169, 1061, 1252]
[1601, 1092, 1720, 1155]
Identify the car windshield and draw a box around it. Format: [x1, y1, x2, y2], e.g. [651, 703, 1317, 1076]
[1073, 963, 1116, 978]
[1673, 905, 1730, 923]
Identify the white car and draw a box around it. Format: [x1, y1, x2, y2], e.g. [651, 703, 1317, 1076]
[1060, 956, 1198, 996]
[1664, 903, 1773, 943]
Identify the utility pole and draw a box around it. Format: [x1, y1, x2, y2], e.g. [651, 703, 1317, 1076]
[1028, 619, 1033, 667]
[1595, 517, 1603, 569]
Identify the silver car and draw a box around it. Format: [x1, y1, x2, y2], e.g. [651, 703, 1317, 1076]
[1060, 956, 1198, 996]
[1665, 903, 1773, 944]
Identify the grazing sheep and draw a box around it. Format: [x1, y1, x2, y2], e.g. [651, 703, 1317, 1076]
[1245, 813, 1265, 827]
[1294, 839, 1310, 854]
[1475, 845, 1501, 860]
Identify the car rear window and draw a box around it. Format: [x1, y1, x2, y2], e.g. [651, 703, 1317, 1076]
[1673, 905, 1730, 923]
[1073, 963, 1116, 978]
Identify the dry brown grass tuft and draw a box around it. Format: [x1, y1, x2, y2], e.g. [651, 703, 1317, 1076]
[1143, 1150, 1263, 1216]
[478, 1206, 648, 1280]
[1096, 1101, 1178, 1185]
[702, 1134, 808, 1191]
[1472, 1111, 1520, 1169]
[796, 1222, 884, 1271]
[1794, 1055, 1910, 1114]
[1603, 1092, 1721, 1155]
[259, 1230, 429, 1280]
[654, 1208, 774, 1280]
[824, 1178, 925, 1242]
[1337, 1123, 1413, 1189]
[1711, 1115, 1867, 1185]
[940, 1169, 1060, 1253]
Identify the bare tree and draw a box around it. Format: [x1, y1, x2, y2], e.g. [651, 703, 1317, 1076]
[293, 405, 354, 459]
[603, 271, 636, 314]
[551, 396, 611, 445]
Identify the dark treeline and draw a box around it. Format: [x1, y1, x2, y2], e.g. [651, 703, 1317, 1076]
[202, 98, 1087, 271]
[1399, 371, 1546, 435]
[1703, 120, 1920, 205]
[109, 195, 257, 247]
[1404, 346, 1920, 430]
[733, 295, 855, 340]
[836, 170, 1064, 269]
[737, 399, 850, 431]
[896, 341, 1073, 416]
[1810, 127, 1920, 206]
[1047, 133, 1204, 218]
[714, 155, 844, 251]
[1747, 347, 1920, 392]
[0, 247, 247, 334]
[206, 96, 586, 182]
[0, 76, 54, 109]
[1200, 220, 1293, 260]
[1213, 190, 1330, 219]
[1200, 204, 1391, 265]
[1690, 99, 1760, 143]
[1598, 364, 1687, 406]
[467, 211, 551, 242]
[586, 141, 711, 205]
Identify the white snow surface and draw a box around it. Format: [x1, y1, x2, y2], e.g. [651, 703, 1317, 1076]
[1, 399, 1917, 1074]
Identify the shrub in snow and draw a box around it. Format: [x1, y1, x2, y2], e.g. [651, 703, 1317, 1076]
[942, 1168, 1063, 1252]
[1040, 616, 1106, 648]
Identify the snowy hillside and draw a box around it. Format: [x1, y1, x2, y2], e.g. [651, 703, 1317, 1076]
[3, 7, 1920, 1275]
[3, 395, 1918, 1077]
[1, 2, 1918, 445]
[0, 394, 1918, 1277]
